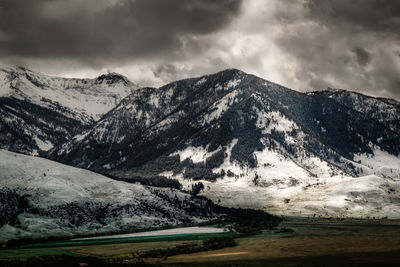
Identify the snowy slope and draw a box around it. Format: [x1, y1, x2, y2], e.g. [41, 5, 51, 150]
[161, 137, 400, 219]
[0, 150, 224, 243]
[194, 174, 400, 219]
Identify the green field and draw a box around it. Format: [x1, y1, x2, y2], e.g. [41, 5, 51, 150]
[0, 248, 75, 261]
[0, 231, 237, 261]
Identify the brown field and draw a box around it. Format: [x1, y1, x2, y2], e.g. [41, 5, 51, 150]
[152, 218, 400, 266]
[62, 240, 202, 257]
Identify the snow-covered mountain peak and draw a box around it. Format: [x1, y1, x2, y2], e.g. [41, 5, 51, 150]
[0, 65, 141, 155]
[0, 65, 139, 121]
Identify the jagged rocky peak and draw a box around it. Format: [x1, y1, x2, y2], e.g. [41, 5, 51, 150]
[0, 64, 26, 73]
[96, 72, 133, 86]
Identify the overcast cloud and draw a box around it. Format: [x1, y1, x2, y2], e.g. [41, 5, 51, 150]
[0, 0, 399, 100]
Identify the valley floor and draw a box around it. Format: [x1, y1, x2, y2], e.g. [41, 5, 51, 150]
[159, 217, 400, 266]
[1, 218, 400, 266]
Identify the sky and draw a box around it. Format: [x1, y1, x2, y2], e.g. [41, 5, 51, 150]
[0, 0, 399, 100]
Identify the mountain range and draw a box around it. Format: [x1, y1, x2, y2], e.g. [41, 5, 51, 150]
[0, 65, 399, 241]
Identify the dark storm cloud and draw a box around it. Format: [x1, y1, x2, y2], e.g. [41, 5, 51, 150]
[305, 0, 400, 34]
[0, 0, 399, 101]
[0, 0, 242, 61]
[273, 0, 400, 99]
[352, 48, 370, 67]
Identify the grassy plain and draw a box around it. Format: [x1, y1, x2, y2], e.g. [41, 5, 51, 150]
[1, 218, 400, 266]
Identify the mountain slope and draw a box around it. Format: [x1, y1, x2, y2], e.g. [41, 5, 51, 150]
[0, 97, 87, 155]
[0, 149, 228, 243]
[52, 69, 400, 218]
[0, 66, 138, 155]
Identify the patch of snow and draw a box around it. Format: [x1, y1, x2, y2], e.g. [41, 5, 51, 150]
[199, 90, 239, 125]
[196, 78, 207, 86]
[226, 78, 241, 88]
[354, 148, 400, 179]
[73, 226, 225, 240]
[254, 108, 298, 134]
[33, 137, 54, 151]
[159, 171, 174, 178]
[74, 131, 90, 142]
[148, 94, 160, 107]
[214, 83, 223, 91]
[254, 147, 310, 182]
[171, 146, 220, 164]
[103, 163, 111, 169]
